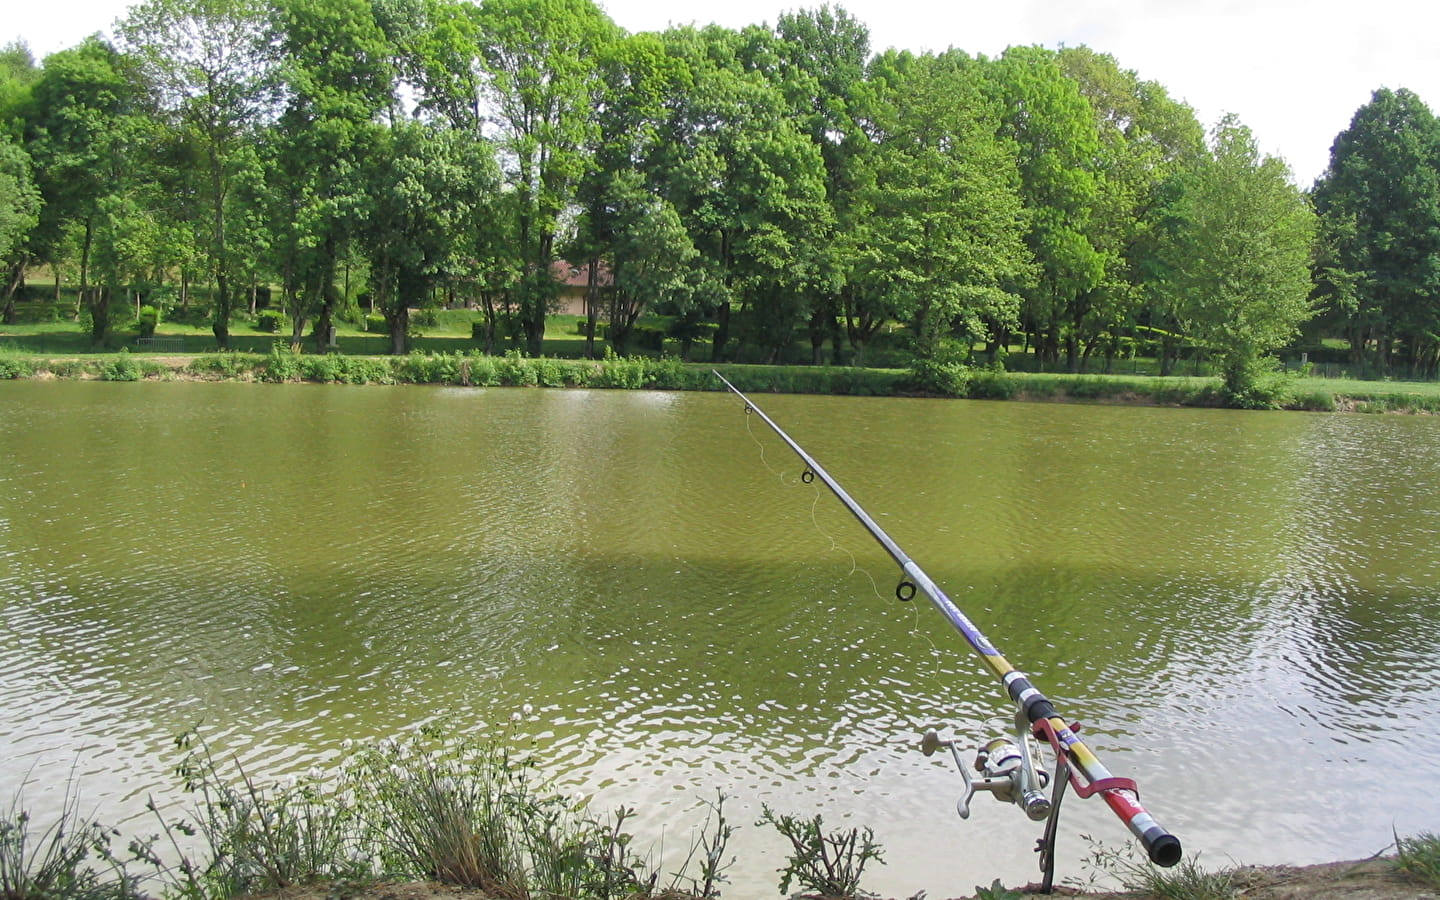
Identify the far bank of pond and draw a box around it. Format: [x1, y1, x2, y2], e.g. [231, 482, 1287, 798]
[3, 348, 1440, 412]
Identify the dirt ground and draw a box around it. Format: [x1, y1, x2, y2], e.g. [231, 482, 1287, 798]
[236, 857, 1437, 900]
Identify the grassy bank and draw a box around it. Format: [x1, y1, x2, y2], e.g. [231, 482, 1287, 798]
[4, 345, 1440, 413]
[5, 725, 1439, 900]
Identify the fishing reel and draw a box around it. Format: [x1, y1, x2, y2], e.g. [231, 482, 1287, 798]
[922, 709, 1052, 822]
[922, 708, 1076, 892]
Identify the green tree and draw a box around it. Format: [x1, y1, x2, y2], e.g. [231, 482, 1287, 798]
[1152, 116, 1317, 405]
[651, 24, 830, 363]
[355, 120, 487, 354]
[987, 46, 1107, 371]
[772, 5, 871, 364]
[1055, 46, 1205, 373]
[601, 170, 699, 355]
[0, 137, 42, 322]
[264, 0, 399, 349]
[1313, 87, 1440, 375]
[474, 0, 617, 357]
[0, 45, 43, 320]
[845, 49, 1031, 360]
[119, 0, 276, 348]
[26, 38, 153, 345]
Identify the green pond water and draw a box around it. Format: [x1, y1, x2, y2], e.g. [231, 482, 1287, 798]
[2, 380, 1439, 896]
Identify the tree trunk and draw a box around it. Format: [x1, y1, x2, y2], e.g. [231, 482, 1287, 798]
[88, 286, 110, 347]
[711, 301, 731, 362]
[2, 256, 26, 325]
[583, 257, 600, 359]
[387, 305, 409, 355]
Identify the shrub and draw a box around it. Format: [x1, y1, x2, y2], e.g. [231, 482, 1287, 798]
[255, 309, 287, 334]
[136, 305, 159, 338]
[300, 354, 344, 383]
[396, 351, 462, 385]
[906, 358, 971, 397]
[759, 805, 883, 900]
[364, 315, 388, 335]
[340, 356, 395, 385]
[188, 353, 254, 378]
[140, 732, 365, 898]
[1397, 830, 1440, 888]
[496, 350, 538, 387]
[463, 352, 500, 387]
[969, 369, 1018, 400]
[262, 342, 302, 383]
[532, 356, 570, 387]
[592, 349, 647, 389]
[634, 327, 666, 353]
[102, 349, 141, 382]
[0, 353, 34, 379]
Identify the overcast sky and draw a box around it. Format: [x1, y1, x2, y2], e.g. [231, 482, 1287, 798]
[8, 0, 1439, 188]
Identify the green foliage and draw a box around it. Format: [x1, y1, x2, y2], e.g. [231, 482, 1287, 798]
[905, 356, 972, 397]
[1396, 830, 1440, 888]
[141, 731, 363, 899]
[969, 368, 1019, 400]
[113, 722, 737, 900]
[102, 348, 141, 381]
[0, 350, 34, 378]
[973, 878, 1023, 900]
[262, 342, 302, 382]
[135, 305, 159, 338]
[1, 782, 144, 900]
[758, 805, 883, 899]
[1314, 88, 1440, 376]
[394, 351, 463, 385]
[591, 347, 647, 389]
[298, 354, 393, 385]
[187, 353, 255, 378]
[495, 349, 539, 387]
[1152, 116, 1317, 400]
[255, 309, 287, 334]
[1074, 836, 1236, 900]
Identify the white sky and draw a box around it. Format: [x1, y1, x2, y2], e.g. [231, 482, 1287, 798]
[8, 0, 1440, 188]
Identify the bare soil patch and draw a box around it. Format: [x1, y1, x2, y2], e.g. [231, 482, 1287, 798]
[235, 857, 1436, 900]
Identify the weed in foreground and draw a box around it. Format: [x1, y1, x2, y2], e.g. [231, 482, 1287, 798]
[663, 791, 735, 899]
[1070, 834, 1236, 900]
[0, 778, 144, 900]
[138, 730, 365, 899]
[972, 878, 1023, 900]
[1396, 830, 1440, 888]
[759, 805, 883, 899]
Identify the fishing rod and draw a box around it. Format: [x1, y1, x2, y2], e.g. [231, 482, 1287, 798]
[714, 371, 1181, 884]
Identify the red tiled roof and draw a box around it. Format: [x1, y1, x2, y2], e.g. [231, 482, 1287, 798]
[550, 260, 614, 288]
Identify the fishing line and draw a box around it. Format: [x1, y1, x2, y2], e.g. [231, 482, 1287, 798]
[744, 401, 948, 688]
[715, 372, 1181, 870]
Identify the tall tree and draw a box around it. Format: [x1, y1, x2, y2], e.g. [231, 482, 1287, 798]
[987, 46, 1107, 371]
[1313, 87, 1440, 375]
[474, 0, 617, 357]
[264, 0, 399, 349]
[1055, 46, 1204, 372]
[773, 5, 871, 364]
[0, 43, 42, 320]
[355, 120, 487, 354]
[651, 24, 830, 363]
[119, 0, 275, 348]
[1151, 116, 1317, 405]
[0, 138, 42, 322]
[26, 38, 152, 345]
[845, 49, 1032, 360]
